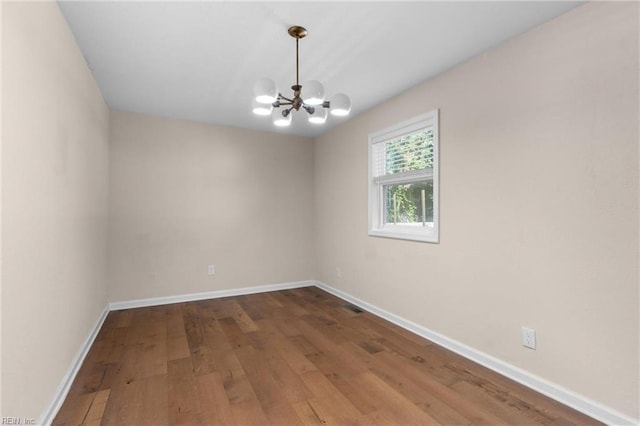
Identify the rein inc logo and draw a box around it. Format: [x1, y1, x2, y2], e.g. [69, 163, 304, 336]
[1, 418, 35, 425]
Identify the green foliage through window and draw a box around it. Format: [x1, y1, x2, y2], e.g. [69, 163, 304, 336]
[385, 130, 434, 174]
[384, 181, 433, 224]
[383, 130, 434, 224]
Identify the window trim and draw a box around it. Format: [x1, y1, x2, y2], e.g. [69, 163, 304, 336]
[368, 110, 439, 243]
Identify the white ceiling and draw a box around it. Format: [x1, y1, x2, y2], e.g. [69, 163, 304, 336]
[58, 1, 582, 138]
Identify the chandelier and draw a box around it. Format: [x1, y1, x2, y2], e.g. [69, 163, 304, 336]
[252, 25, 351, 127]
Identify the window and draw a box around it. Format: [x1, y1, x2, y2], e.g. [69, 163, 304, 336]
[368, 110, 439, 243]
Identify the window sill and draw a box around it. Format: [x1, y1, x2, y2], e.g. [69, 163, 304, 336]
[368, 227, 439, 243]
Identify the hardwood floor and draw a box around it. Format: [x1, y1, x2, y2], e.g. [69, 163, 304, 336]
[54, 287, 601, 425]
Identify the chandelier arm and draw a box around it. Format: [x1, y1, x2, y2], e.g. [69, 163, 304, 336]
[302, 105, 315, 115]
[322, 101, 331, 108]
[278, 94, 294, 103]
[282, 106, 294, 117]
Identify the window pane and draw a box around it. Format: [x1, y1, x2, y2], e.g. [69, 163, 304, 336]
[384, 129, 434, 175]
[368, 109, 439, 243]
[384, 180, 434, 226]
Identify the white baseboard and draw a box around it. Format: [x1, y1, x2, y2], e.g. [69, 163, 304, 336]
[109, 280, 314, 311]
[314, 281, 638, 426]
[38, 306, 109, 426]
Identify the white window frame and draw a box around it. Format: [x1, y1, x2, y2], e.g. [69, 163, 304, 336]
[368, 110, 439, 243]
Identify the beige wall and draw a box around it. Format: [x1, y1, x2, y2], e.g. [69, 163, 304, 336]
[314, 1, 639, 420]
[108, 111, 315, 302]
[1, 1, 110, 420]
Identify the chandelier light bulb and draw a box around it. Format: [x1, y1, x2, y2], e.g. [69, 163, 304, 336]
[330, 93, 351, 116]
[308, 107, 328, 124]
[272, 108, 292, 127]
[302, 80, 325, 106]
[254, 77, 278, 104]
[252, 98, 273, 116]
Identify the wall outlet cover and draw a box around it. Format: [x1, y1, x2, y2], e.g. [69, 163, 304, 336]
[522, 327, 536, 350]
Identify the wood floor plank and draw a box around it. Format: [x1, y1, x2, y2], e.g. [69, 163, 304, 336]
[135, 374, 169, 425]
[234, 344, 291, 406]
[270, 291, 311, 317]
[168, 357, 201, 425]
[229, 300, 259, 332]
[339, 343, 461, 423]
[235, 294, 266, 321]
[446, 360, 602, 426]
[299, 370, 342, 399]
[263, 351, 314, 403]
[291, 400, 326, 425]
[447, 362, 557, 423]
[323, 371, 380, 415]
[358, 409, 405, 426]
[293, 287, 361, 324]
[195, 372, 236, 424]
[262, 402, 305, 425]
[113, 309, 135, 328]
[83, 389, 110, 425]
[295, 393, 362, 426]
[235, 344, 307, 424]
[218, 316, 252, 349]
[53, 288, 602, 426]
[257, 319, 318, 375]
[263, 292, 284, 308]
[230, 401, 270, 425]
[52, 392, 95, 426]
[272, 314, 304, 337]
[221, 367, 259, 405]
[355, 371, 443, 425]
[130, 306, 168, 379]
[372, 350, 509, 426]
[100, 374, 168, 425]
[182, 303, 217, 376]
[288, 334, 322, 356]
[166, 304, 191, 361]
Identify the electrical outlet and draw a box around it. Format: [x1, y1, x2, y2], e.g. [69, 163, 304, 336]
[208, 264, 216, 275]
[336, 267, 342, 279]
[522, 327, 536, 349]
